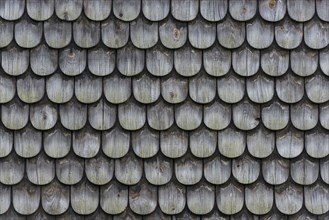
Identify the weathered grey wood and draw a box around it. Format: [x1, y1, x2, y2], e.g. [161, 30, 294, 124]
[44, 16, 71, 48]
[190, 128, 216, 158]
[233, 100, 260, 131]
[118, 100, 146, 131]
[31, 44, 57, 76]
[17, 73, 44, 103]
[291, 100, 318, 130]
[319, 103, 329, 130]
[113, 0, 140, 21]
[204, 156, 231, 185]
[229, 0, 257, 21]
[131, 17, 158, 49]
[56, 208, 81, 220]
[261, 47, 289, 76]
[59, 98, 87, 130]
[85, 209, 110, 220]
[73, 126, 100, 158]
[171, 0, 198, 21]
[131, 126, 159, 158]
[259, 0, 286, 22]
[306, 129, 329, 158]
[245, 182, 273, 215]
[247, 126, 274, 158]
[217, 73, 245, 103]
[247, 19, 274, 49]
[159, 181, 186, 215]
[262, 154, 289, 185]
[142, 0, 169, 21]
[276, 72, 304, 103]
[29, 209, 55, 220]
[71, 179, 99, 215]
[188, 18, 216, 49]
[26, 151, 55, 185]
[55, 0, 82, 21]
[0, 208, 25, 220]
[203, 210, 227, 220]
[200, 0, 227, 21]
[117, 43, 144, 76]
[187, 182, 214, 215]
[306, 72, 329, 103]
[129, 179, 157, 215]
[291, 46, 318, 77]
[147, 99, 174, 131]
[216, 182, 244, 215]
[232, 154, 260, 184]
[173, 209, 200, 220]
[27, 0, 54, 21]
[1, 99, 29, 130]
[102, 126, 130, 158]
[100, 181, 128, 215]
[204, 101, 231, 130]
[174, 45, 201, 77]
[13, 180, 40, 215]
[0, 0, 24, 20]
[30, 102, 57, 130]
[104, 73, 131, 104]
[161, 74, 188, 104]
[175, 153, 202, 185]
[101, 17, 129, 48]
[275, 182, 303, 215]
[115, 152, 142, 185]
[321, 157, 329, 184]
[75, 72, 102, 104]
[317, 0, 329, 21]
[0, 127, 12, 157]
[218, 127, 245, 158]
[0, 74, 15, 104]
[232, 46, 259, 77]
[189, 72, 216, 104]
[14, 125, 42, 158]
[85, 154, 113, 185]
[88, 47, 115, 76]
[2, 46, 29, 76]
[88, 98, 116, 131]
[73, 16, 100, 48]
[159, 17, 187, 49]
[0, 18, 13, 48]
[287, 0, 315, 22]
[146, 44, 173, 77]
[144, 154, 172, 185]
[133, 73, 160, 104]
[276, 126, 304, 158]
[217, 16, 245, 49]
[160, 125, 188, 158]
[0, 183, 10, 214]
[203, 44, 231, 77]
[46, 73, 73, 104]
[305, 182, 329, 215]
[83, 0, 111, 21]
[113, 208, 142, 220]
[59, 47, 86, 76]
[291, 156, 319, 185]
[0, 152, 24, 185]
[275, 17, 303, 49]
[144, 207, 171, 220]
[320, 47, 329, 75]
[305, 17, 329, 49]
[15, 17, 42, 48]
[247, 74, 274, 103]
[44, 125, 71, 158]
[56, 153, 84, 185]
[41, 180, 69, 215]
[175, 100, 202, 130]
[262, 101, 289, 130]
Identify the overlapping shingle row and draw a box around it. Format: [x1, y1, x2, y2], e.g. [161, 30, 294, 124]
[0, 0, 329, 219]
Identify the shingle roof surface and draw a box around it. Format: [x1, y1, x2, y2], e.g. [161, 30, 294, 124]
[0, 0, 329, 219]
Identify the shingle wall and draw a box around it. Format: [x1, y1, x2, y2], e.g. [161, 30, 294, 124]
[0, 0, 328, 219]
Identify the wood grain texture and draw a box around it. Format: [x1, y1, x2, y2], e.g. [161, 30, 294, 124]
[159, 181, 186, 215]
[306, 72, 329, 103]
[72, 126, 100, 158]
[287, 0, 315, 22]
[142, 0, 169, 21]
[261, 47, 289, 76]
[232, 46, 259, 77]
[88, 47, 115, 76]
[190, 127, 216, 158]
[229, 0, 257, 21]
[187, 182, 215, 215]
[41, 180, 69, 215]
[113, 0, 140, 21]
[275, 17, 303, 49]
[203, 44, 231, 77]
[247, 19, 274, 49]
[204, 155, 231, 185]
[88, 98, 116, 131]
[246, 74, 274, 103]
[171, 0, 198, 21]
[305, 17, 329, 49]
[218, 127, 246, 158]
[259, 0, 286, 22]
[44, 16, 71, 48]
[85, 154, 114, 185]
[317, 0, 329, 21]
[321, 157, 329, 184]
[144, 154, 172, 185]
[200, 0, 227, 22]
[232, 154, 260, 184]
[0, 18, 13, 48]
[291, 156, 319, 185]
[217, 16, 245, 49]
[27, 0, 54, 21]
[100, 181, 128, 215]
[304, 182, 329, 215]
[14, 17, 42, 48]
[276, 73, 304, 103]
[160, 125, 188, 158]
[26, 151, 55, 185]
[102, 127, 130, 158]
[306, 129, 329, 158]
[17, 73, 44, 104]
[0, 127, 12, 158]
[146, 44, 173, 77]
[0, 152, 24, 185]
[75, 72, 102, 104]
[56, 153, 84, 185]
[133, 73, 160, 104]
[13, 180, 40, 215]
[262, 101, 289, 130]
[245, 182, 273, 215]
[0, 0, 24, 20]
[275, 182, 303, 215]
[188, 18, 216, 49]
[0, 183, 10, 214]
[55, 0, 82, 21]
[189, 71, 216, 104]
[30, 102, 57, 130]
[104, 73, 131, 104]
[147, 99, 174, 130]
[291, 100, 318, 130]
[1, 99, 29, 130]
[161, 73, 188, 104]
[115, 152, 142, 185]
[83, 0, 111, 21]
[101, 17, 129, 48]
[159, 17, 187, 49]
[174, 45, 202, 77]
[2, 46, 29, 76]
[31, 44, 58, 76]
[175, 153, 203, 185]
[204, 101, 231, 130]
[131, 17, 158, 49]
[175, 100, 202, 130]
[247, 126, 275, 158]
[0, 74, 15, 104]
[262, 154, 289, 185]
[131, 126, 159, 158]
[44, 125, 71, 159]
[73, 16, 100, 48]
[59, 47, 86, 76]
[216, 182, 244, 215]
[217, 73, 245, 103]
[59, 98, 87, 130]
[233, 100, 260, 131]
[291, 46, 318, 77]
[118, 100, 146, 131]
[276, 126, 304, 158]
[117, 43, 144, 76]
